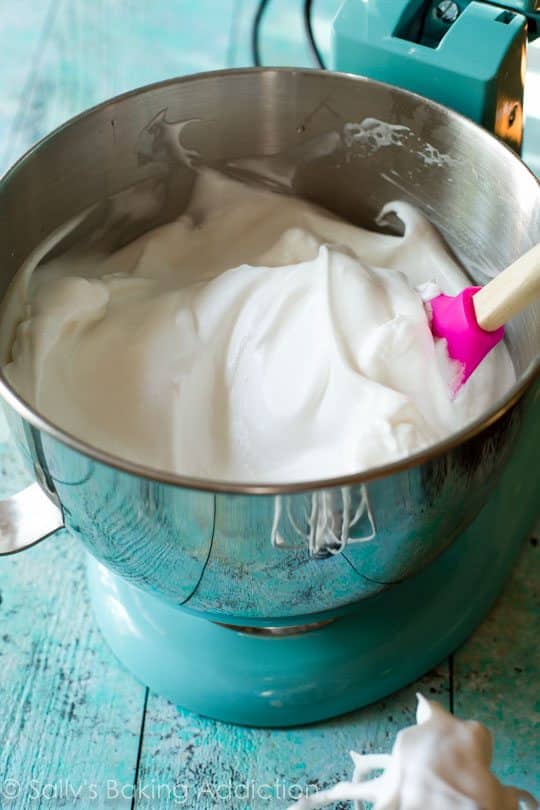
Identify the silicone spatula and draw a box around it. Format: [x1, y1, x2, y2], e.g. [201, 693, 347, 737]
[429, 242, 540, 390]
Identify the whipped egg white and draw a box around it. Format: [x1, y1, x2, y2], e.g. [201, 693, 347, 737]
[1, 170, 515, 481]
[288, 694, 537, 810]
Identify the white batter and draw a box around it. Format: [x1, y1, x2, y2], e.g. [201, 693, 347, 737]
[288, 694, 537, 810]
[1, 170, 515, 481]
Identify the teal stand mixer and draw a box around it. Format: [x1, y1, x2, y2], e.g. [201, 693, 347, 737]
[332, 0, 539, 153]
[0, 2, 538, 728]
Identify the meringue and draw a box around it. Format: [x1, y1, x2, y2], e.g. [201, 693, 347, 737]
[288, 694, 537, 810]
[1, 170, 514, 481]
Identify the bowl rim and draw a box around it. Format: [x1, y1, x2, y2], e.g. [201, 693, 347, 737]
[0, 66, 538, 495]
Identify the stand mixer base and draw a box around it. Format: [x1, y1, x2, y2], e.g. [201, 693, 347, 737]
[87, 454, 535, 726]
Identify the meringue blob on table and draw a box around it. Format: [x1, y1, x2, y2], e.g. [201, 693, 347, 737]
[288, 694, 538, 810]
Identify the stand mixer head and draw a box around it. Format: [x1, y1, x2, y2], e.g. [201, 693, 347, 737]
[0, 69, 538, 724]
[332, 0, 539, 154]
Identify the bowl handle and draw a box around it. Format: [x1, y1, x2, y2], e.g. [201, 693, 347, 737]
[0, 483, 64, 555]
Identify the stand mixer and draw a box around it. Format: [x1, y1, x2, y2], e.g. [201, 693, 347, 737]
[0, 8, 538, 729]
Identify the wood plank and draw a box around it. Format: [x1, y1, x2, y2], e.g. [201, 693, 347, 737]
[3, 0, 242, 172]
[0, 441, 145, 810]
[0, 0, 53, 172]
[453, 538, 539, 799]
[133, 662, 448, 808]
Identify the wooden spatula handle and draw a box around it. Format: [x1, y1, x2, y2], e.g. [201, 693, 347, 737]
[473, 242, 540, 332]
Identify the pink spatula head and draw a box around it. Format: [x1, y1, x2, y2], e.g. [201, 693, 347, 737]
[430, 242, 540, 392]
[429, 287, 504, 390]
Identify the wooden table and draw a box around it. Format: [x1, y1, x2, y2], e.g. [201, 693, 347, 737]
[0, 2, 538, 807]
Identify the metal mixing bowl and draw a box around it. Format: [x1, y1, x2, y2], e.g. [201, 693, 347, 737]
[0, 69, 538, 623]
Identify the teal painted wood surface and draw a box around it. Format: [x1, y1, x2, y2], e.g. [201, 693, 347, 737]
[453, 541, 539, 795]
[0, 444, 145, 809]
[134, 670, 449, 809]
[0, 2, 538, 808]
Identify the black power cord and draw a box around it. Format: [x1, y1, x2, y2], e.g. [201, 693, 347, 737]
[303, 0, 326, 68]
[251, 0, 327, 69]
[252, 0, 271, 66]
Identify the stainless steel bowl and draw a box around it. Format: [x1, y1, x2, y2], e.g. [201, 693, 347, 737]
[0, 68, 538, 623]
